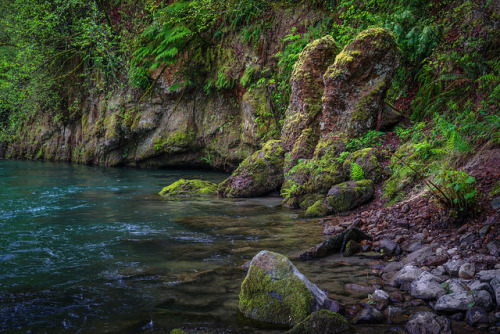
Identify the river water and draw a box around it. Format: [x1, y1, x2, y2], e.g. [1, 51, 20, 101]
[0, 160, 382, 333]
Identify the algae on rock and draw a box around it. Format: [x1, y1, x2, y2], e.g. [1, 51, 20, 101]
[159, 179, 218, 197]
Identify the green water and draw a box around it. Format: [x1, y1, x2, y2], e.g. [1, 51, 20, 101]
[0, 160, 381, 333]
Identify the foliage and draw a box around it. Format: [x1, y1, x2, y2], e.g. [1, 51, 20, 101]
[432, 168, 479, 221]
[346, 130, 384, 152]
[350, 162, 365, 181]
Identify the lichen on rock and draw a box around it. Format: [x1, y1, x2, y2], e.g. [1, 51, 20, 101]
[159, 179, 218, 197]
[239, 250, 338, 327]
[218, 140, 285, 197]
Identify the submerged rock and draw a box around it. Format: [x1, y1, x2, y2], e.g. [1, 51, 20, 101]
[218, 140, 285, 197]
[299, 228, 372, 260]
[322, 27, 401, 138]
[158, 179, 217, 197]
[287, 310, 351, 334]
[405, 311, 451, 334]
[238, 250, 338, 327]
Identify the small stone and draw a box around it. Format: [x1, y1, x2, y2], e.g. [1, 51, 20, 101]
[351, 218, 363, 228]
[323, 224, 344, 235]
[460, 232, 476, 245]
[486, 240, 500, 257]
[468, 280, 494, 297]
[393, 265, 424, 290]
[434, 290, 493, 312]
[435, 248, 445, 256]
[447, 247, 458, 255]
[490, 278, 500, 305]
[380, 239, 401, 256]
[491, 197, 500, 211]
[458, 263, 475, 279]
[405, 311, 451, 334]
[401, 204, 410, 213]
[450, 312, 464, 321]
[479, 225, 491, 238]
[410, 272, 444, 300]
[353, 306, 385, 324]
[431, 266, 446, 276]
[385, 306, 408, 324]
[444, 259, 464, 277]
[466, 306, 491, 326]
[477, 269, 500, 282]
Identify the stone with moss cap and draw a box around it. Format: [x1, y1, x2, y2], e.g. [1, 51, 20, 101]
[287, 309, 351, 334]
[159, 179, 218, 197]
[218, 140, 285, 197]
[322, 27, 401, 138]
[324, 180, 374, 214]
[281, 35, 340, 167]
[239, 250, 340, 327]
[343, 148, 382, 182]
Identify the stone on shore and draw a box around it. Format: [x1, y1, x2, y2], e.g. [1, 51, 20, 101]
[405, 311, 451, 334]
[410, 272, 444, 300]
[239, 250, 338, 327]
[434, 290, 493, 312]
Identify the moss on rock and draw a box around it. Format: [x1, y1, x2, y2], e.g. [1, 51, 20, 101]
[239, 250, 330, 327]
[159, 179, 218, 197]
[218, 140, 285, 197]
[343, 148, 382, 182]
[287, 310, 351, 334]
[324, 180, 374, 214]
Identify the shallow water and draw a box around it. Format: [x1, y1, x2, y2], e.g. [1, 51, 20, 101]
[0, 160, 385, 333]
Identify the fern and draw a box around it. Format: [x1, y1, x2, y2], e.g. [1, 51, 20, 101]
[351, 163, 365, 181]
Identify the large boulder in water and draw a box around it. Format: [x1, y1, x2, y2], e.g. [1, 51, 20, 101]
[218, 140, 285, 197]
[239, 250, 339, 327]
[321, 28, 401, 138]
[159, 179, 218, 197]
[281, 35, 340, 170]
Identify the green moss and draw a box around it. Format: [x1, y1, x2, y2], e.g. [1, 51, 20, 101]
[343, 148, 381, 182]
[154, 130, 197, 152]
[291, 35, 339, 82]
[304, 200, 329, 218]
[325, 180, 374, 213]
[159, 179, 218, 197]
[287, 310, 350, 334]
[170, 330, 188, 334]
[491, 180, 500, 197]
[238, 265, 313, 327]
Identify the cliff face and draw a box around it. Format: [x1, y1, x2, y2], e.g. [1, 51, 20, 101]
[0, 5, 324, 171]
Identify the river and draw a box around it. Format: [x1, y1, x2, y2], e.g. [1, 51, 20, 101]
[0, 160, 381, 333]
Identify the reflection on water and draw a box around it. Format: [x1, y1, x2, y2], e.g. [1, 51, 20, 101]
[0, 161, 382, 333]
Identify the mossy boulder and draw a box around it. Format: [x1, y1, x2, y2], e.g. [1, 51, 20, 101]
[324, 180, 375, 213]
[343, 148, 382, 182]
[281, 35, 340, 166]
[287, 310, 351, 334]
[322, 28, 401, 138]
[239, 250, 338, 327]
[218, 140, 285, 197]
[159, 179, 218, 197]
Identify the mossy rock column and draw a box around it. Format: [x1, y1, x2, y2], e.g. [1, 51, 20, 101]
[322, 27, 401, 138]
[239, 250, 338, 327]
[218, 140, 285, 197]
[159, 179, 218, 197]
[281, 35, 340, 170]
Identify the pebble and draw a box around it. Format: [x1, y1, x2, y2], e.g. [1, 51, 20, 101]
[458, 262, 475, 279]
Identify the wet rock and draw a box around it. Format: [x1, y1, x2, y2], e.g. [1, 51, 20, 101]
[477, 269, 500, 282]
[342, 148, 382, 182]
[343, 240, 362, 257]
[218, 140, 285, 197]
[322, 28, 401, 138]
[352, 306, 385, 324]
[299, 228, 372, 260]
[466, 306, 491, 327]
[459, 263, 476, 280]
[393, 265, 424, 290]
[486, 240, 500, 257]
[372, 289, 390, 310]
[410, 272, 444, 300]
[444, 259, 465, 277]
[490, 277, 500, 305]
[401, 203, 410, 214]
[239, 250, 338, 327]
[405, 311, 451, 334]
[323, 224, 344, 235]
[281, 36, 340, 163]
[383, 262, 404, 274]
[159, 179, 217, 197]
[287, 310, 351, 334]
[385, 306, 409, 324]
[402, 245, 434, 266]
[434, 290, 493, 312]
[479, 225, 491, 238]
[380, 239, 401, 256]
[322, 180, 374, 215]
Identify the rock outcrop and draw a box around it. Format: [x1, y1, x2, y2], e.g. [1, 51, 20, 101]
[218, 140, 285, 197]
[281, 35, 340, 169]
[238, 250, 339, 327]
